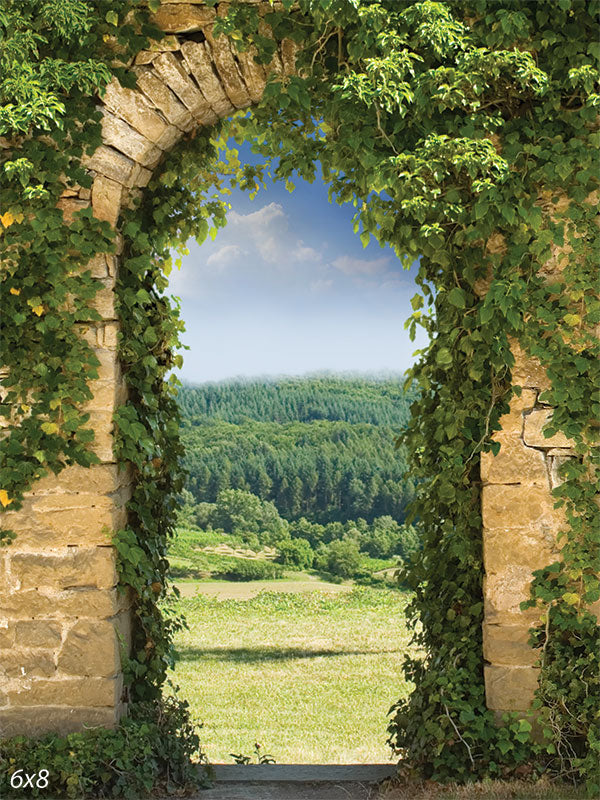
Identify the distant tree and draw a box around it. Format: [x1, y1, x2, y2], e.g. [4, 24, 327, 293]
[194, 501, 216, 530]
[325, 539, 362, 579]
[289, 517, 325, 548]
[176, 488, 197, 527]
[275, 538, 314, 570]
[210, 489, 289, 545]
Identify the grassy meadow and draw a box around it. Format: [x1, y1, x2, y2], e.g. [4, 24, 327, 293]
[168, 585, 415, 764]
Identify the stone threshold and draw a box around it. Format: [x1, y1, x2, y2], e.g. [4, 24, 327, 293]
[177, 765, 399, 800]
[209, 764, 397, 782]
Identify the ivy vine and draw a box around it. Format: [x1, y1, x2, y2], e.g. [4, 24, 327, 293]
[1, 0, 598, 795]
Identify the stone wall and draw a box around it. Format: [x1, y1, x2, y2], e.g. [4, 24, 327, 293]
[0, 305, 131, 735]
[0, 0, 588, 736]
[481, 342, 568, 713]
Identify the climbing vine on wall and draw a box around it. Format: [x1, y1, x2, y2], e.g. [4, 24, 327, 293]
[1, 0, 598, 794]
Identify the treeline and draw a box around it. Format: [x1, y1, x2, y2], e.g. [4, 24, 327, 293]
[178, 375, 418, 426]
[178, 376, 416, 525]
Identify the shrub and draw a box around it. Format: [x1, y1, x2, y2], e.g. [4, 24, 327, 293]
[325, 539, 362, 579]
[215, 559, 284, 582]
[0, 696, 209, 799]
[275, 538, 314, 569]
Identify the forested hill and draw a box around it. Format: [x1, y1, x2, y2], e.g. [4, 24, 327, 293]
[177, 375, 418, 426]
[177, 375, 417, 525]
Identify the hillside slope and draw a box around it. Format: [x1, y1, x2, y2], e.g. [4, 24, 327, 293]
[178, 375, 416, 524]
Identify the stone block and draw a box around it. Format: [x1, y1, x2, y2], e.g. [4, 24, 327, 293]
[101, 112, 163, 169]
[549, 454, 578, 489]
[481, 434, 549, 487]
[203, 35, 252, 109]
[86, 253, 110, 278]
[88, 409, 116, 462]
[0, 621, 15, 649]
[483, 569, 542, 626]
[523, 408, 575, 449]
[114, 609, 133, 654]
[216, 4, 266, 102]
[483, 623, 540, 667]
[152, 52, 218, 125]
[134, 69, 195, 131]
[481, 485, 564, 531]
[89, 344, 119, 382]
[484, 664, 540, 711]
[134, 34, 181, 65]
[154, 124, 183, 151]
[258, 17, 283, 77]
[83, 145, 136, 185]
[91, 175, 124, 227]
[11, 547, 118, 592]
[102, 78, 169, 143]
[1, 587, 129, 620]
[130, 163, 153, 188]
[101, 111, 163, 169]
[85, 372, 127, 414]
[483, 527, 558, 575]
[101, 321, 120, 349]
[180, 41, 235, 117]
[89, 280, 117, 321]
[496, 389, 538, 432]
[510, 339, 551, 392]
[235, 46, 267, 103]
[26, 464, 130, 497]
[8, 676, 122, 708]
[151, 3, 215, 33]
[0, 650, 56, 679]
[58, 619, 121, 677]
[0, 705, 121, 738]
[15, 621, 62, 649]
[56, 198, 89, 225]
[83, 145, 152, 189]
[1, 493, 126, 548]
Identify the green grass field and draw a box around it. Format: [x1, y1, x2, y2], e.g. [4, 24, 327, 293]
[168, 586, 415, 764]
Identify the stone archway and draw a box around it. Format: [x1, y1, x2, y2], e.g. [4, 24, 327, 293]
[0, 1, 571, 737]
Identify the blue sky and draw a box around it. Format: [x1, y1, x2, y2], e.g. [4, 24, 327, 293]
[167, 142, 427, 383]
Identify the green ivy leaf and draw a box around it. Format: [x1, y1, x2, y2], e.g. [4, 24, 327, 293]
[447, 287, 466, 308]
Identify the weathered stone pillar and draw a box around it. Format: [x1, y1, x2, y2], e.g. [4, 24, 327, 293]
[0, 266, 133, 736]
[481, 342, 575, 712]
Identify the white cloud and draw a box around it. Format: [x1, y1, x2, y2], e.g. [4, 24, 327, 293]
[197, 204, 322, 271]
[229, 202, 287, 231]
[206, 244, 244, 268]
[331, 255, 390, 276]
[228, 202, 289, 263]
[292, 242, 322, 263]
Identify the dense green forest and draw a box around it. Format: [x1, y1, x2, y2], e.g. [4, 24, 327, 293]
[178, 375, 418, 525]
[178, 375, 418, 426]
